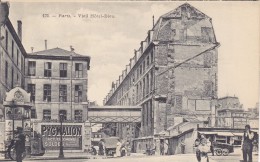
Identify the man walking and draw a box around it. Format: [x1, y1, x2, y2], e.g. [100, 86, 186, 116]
[242, 125, 254, 162]
[14, 127, 25, 162]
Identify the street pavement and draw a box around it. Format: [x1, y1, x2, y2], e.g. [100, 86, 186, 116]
[23, 154, 215, 162]
[20, 153, 259, 162]
[1, 150, 258, 162]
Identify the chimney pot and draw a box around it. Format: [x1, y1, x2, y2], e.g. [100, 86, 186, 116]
[45, 40, 47, 50]
[17, 20, 22, 41]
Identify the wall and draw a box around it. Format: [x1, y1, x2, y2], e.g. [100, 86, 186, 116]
[24, 57, 88, 121]
[0, 22, 26, 120]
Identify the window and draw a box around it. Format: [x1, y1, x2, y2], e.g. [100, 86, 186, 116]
[150, 70, 153, 92]
[31, 109, 36, 119]
[175, 95, 182, 109]
[147, 56, 150, 67]
[5, 61, 8, 83]
[59, 85, 67, 102]
[143, 61, 146, 71]
[44, 62, 52, 77]
[28, 84, 35, 102]
[12, 41, 14, 58]
[143, 78, 145, 98]
[74, 110, 83, 121]
[151, 51, 154, 63]
[28, 61, 36, 76]
[17, 73, 19, 83]
[11, 68, 14, 88]
[201, 27, 213, 43]
[43, 84, 51, 102]
[59, 110, 67, 121]
[75, 85, 83, 102]
[17, 50, 19, 65]
[139, 65, 142, 75]
[60, 63, 67, 77]
[5, 30, 8, 50]
[146, 74, 149, 95]
[43, 110, 51, 120]
[75, 63, 83, 78]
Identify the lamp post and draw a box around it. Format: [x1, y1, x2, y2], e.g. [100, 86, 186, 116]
[10, 100, 15, 139]
[59, 113, 64, 159]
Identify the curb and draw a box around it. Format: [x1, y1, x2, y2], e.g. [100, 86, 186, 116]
[0, 156, 108, 161]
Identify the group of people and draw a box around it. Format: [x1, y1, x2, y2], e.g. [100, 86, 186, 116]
[194, 124, 256, 162]
[98, 139, 127, 157]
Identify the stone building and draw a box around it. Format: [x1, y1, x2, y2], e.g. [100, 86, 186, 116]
[0, 18, 26, 119]
[103, 3, 219, 152]
[216, 96, 258, 129]
[25, 47, 91, 121]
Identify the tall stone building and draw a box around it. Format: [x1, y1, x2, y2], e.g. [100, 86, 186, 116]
[104, 3, 219, 142]
[0, 18, 26, 119]
[25, 47, 91, 121]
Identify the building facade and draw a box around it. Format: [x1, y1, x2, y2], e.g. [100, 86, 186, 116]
[0, 18, 26, 119]
[216, 96, 258, 129]
[25, 47, 90, 121]
[103, 3, 219, 152]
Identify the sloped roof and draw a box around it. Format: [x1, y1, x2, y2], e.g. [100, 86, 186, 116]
[161, 3, 210, 19]
[28, 47, 86, 57]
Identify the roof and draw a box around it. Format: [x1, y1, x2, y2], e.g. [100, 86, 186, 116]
[28, 47, 87, 57]
[218, 96, 239, 100]
[161, 3, 210, 19]
[27, 47, 91, 69]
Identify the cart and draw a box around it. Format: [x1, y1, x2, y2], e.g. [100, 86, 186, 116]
[214, 142, 234, 156]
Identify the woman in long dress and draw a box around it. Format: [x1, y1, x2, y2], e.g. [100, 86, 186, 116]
[116, 139, 122, 157]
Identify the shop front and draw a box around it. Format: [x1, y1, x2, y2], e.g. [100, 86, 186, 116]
[32, 121, 91, 152]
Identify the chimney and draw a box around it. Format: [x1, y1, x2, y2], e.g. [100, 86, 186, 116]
[152, 15, 154, 27]
[44, 40, 47, 50]
[134, 50, 137, 63]
[17, 20, 22, 41]
[31, 47, 34, 53]
[70, 45, 75, 52]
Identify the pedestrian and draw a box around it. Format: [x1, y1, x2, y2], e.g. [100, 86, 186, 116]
[195, 134, 210, 162]
[160, 141, 164, 155]
[164, 139, 169, 155]
[209, 136, 215, 156]
[115, 139, 122, 157]
[242, 125, 254, 162]
[14, 127, 25, 162]
[180, 139, 185, 154]
[98, 140, 105, 155]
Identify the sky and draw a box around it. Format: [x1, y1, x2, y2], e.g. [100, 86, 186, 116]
[7, 1, 260, 109]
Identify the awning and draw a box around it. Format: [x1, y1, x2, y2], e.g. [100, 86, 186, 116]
[199, 131, 234, 136]
[198, 131, 217, 135]
[232, 132, 244, 136]
[217, 132, 234, 136]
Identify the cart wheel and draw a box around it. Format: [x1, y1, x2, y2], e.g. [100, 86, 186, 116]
[8, 144, 26, 160]
[215, 149, 222, 156]
[222, 148, 229, 156]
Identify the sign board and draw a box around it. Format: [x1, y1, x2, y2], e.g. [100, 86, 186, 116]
[41, 124, 82, 150]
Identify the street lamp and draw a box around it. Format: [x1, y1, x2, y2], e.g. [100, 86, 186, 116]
[11, 100, 15, 139]
[58, 113, 64, 159]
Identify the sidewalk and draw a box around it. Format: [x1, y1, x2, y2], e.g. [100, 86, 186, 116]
[0, 152, 219, 161]
[0, 152, 95, 161]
